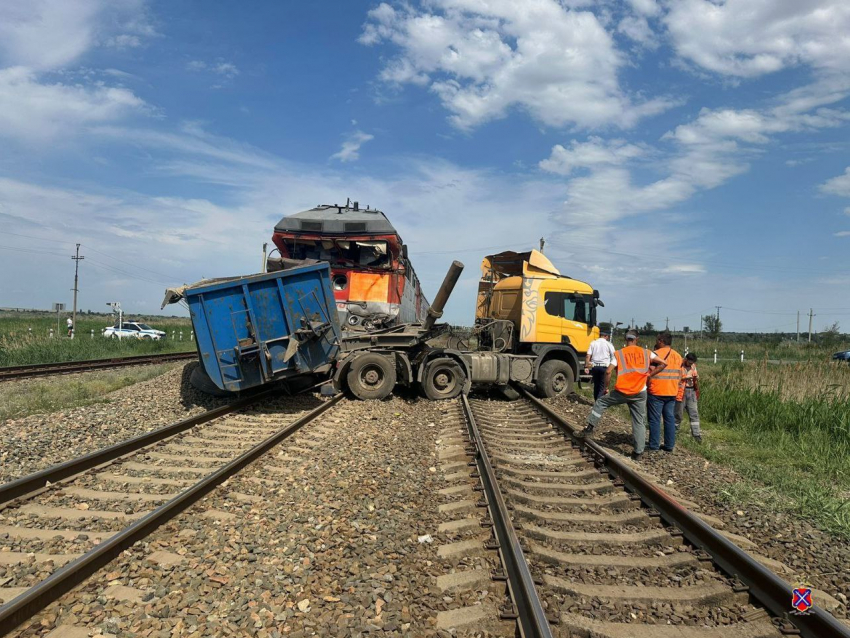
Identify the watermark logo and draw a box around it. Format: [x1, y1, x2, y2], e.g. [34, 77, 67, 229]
[791, 584, 814, 615]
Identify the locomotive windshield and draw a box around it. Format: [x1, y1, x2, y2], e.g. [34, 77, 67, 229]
[283, 238, 391, 269]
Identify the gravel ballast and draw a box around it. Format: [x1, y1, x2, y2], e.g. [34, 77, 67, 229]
[7, 393, 471, 638]
[546, 392, 850, 617]
[0, 363, 227, 484]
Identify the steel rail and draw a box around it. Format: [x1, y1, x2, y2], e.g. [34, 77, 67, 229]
[0, 387, 279, 507]
[460, 394, 554, 638]
[0, 352, 196, 382]
[0, 393, 343, 636]
[520, 387, 850, 638]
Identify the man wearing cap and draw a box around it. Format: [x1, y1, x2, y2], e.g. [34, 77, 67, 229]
[647, 331, 683, 452]
[584, 328, 616, 400]
[579, 331, 667, 460]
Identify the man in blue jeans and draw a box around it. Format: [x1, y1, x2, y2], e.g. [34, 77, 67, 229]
[646, 332, 682, 452]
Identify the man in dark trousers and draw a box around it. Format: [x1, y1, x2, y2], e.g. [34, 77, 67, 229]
[647, 331, 683, 452]
[584, 327, 616, 400]
[579, 331, 667, 460]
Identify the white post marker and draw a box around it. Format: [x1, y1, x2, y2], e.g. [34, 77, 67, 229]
[91, 329, 94, 339]
[714, 349, 717, 364]
[179, 332, 183, 341]
[190, 331, 194, 341]
[49, 329, 54, 339]
[741, 349, 744, 362]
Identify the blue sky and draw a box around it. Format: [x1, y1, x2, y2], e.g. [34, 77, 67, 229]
[1, 0, 849, 332]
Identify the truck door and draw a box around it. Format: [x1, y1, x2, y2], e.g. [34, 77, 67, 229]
[562, 294, 593, 351]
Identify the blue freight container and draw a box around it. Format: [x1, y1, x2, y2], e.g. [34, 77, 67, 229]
[184, 264, 341, 392]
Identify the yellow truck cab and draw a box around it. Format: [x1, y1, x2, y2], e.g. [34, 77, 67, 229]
[475, 250, 602, 396]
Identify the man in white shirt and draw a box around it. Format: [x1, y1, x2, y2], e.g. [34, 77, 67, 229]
[584, 327, 616, 400]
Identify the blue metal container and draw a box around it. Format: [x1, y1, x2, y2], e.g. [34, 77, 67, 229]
[185, 264, 341, 392]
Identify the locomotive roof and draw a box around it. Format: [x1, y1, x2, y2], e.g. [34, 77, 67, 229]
[274, 204, 398, 235]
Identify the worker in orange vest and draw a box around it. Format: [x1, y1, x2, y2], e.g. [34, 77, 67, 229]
[647, 331, 683, 452]
[579, 331, 667, 460]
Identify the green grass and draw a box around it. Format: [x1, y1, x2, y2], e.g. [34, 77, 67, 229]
[677, 338, 848, 363]
[577, 358, 850, 539]
[0, 364, 179, 422]
[0, 312, 194, 366]
[681, 363, 850, 539]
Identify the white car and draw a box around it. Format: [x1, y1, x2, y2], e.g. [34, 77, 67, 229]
[103, 322, 167, 340]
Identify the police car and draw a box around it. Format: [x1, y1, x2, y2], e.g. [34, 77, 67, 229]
[103, 322, 167, 340]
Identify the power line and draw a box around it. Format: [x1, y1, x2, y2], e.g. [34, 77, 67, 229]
[0, 230, 184, 281]
[0, 245, 172, 287]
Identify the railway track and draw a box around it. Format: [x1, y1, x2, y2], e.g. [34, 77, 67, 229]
[435, 390, 850, 638]
[0, 388, 342, 635]
[0, 352, 197, 382]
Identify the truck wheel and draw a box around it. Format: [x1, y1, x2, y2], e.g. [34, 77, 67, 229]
[535, 360, 574, 398]
[422, 359, 466, 401]
[346, 353, 396, 400]
[190, 363, 233, 397]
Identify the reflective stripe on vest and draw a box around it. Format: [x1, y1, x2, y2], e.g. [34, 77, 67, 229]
[649, 346, 683, 396]
[614, 346, 651, 395]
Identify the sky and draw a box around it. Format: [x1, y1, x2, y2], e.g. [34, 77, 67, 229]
[1, 0, 849, 333]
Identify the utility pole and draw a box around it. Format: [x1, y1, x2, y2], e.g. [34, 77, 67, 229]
[71, 244, 84, 338]
[665, 317, 669, 330]
[796, 310, 800, 343]
[539, 237, 545, 253]
[715, 306, 721, 322]
[808, 308, 814, 342]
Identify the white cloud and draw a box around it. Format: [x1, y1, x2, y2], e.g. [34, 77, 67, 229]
[359, 0, 675, 130]
[0, 0, 153, 144]
[834, 231, 850, 237]
[820, 168, 850, 197]
[547, 77, 850, 276]
[664, 264, 706, 274]
[539, 137, 646, 176]
[0, 66, 146, 143]
[0, 0, 154, 70]
[187, 60, 240, 79]
[617, 15, 656, 48]
[330, 131, 375, 163]
[664, 0, 850, 77]
[627, 0, 660, 17]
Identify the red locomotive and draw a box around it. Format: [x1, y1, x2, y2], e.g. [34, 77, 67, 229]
[271, 201, 430, 330]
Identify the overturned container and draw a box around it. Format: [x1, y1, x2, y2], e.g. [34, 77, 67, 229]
[163, 262, 341, 393]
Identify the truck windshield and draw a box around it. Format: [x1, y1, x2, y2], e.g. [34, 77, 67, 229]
[543, 292, 587, 323]
[284, 239, 391, 269]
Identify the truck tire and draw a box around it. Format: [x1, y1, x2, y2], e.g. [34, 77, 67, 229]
[346, 353, 396, 400]
[422, 358, 466, 401]
[535, 360, 574, 398]
[190, 363, 233, 397]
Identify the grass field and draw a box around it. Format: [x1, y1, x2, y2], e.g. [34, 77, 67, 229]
[0, 364, 180, 422]
[0, 311, 194, 367]
[689, 360, 850, 538]
[577, 343, 850, 538]
[657, 337, 848, 363]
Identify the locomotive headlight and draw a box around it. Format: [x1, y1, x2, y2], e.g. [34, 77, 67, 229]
[333, 274, 348, 291]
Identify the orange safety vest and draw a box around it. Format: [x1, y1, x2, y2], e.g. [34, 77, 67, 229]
[614, 346, 651, 395]
[649, 346, 682, 397]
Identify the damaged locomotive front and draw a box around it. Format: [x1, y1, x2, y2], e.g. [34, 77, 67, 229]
[270, 201, 429, 332]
